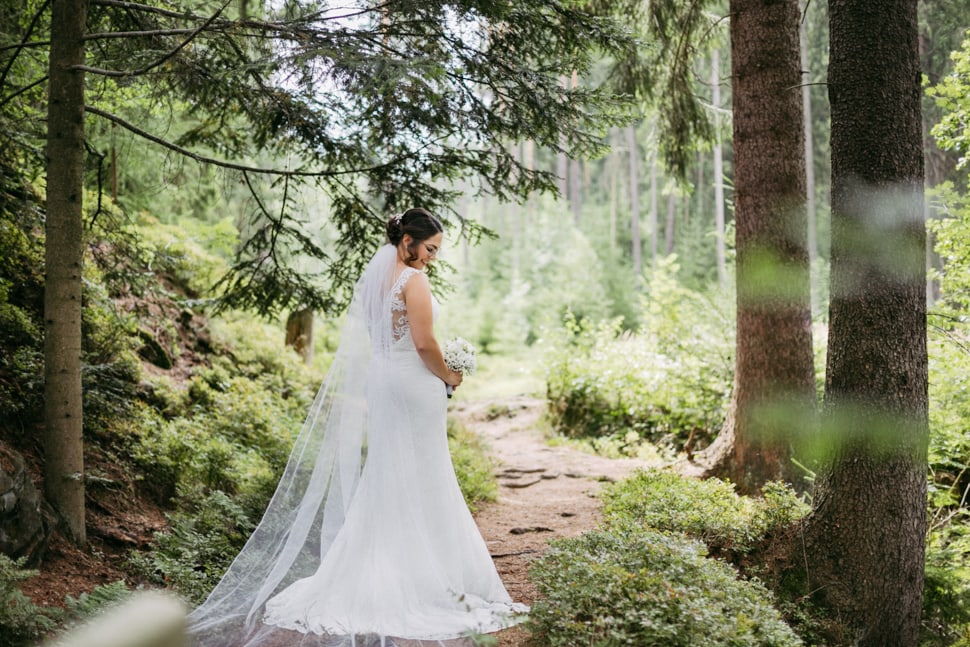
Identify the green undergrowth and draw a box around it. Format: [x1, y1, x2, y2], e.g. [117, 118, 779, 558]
[541, 257, 734, 457]
[601, 469, 810, 557]
[528, 469, 809, 646]
[529, 528, 803, 647]
[447, 415, 499, 513]
[0, 555, 130, 647]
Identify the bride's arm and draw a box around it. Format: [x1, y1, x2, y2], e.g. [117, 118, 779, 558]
[404, 273, 463, 387]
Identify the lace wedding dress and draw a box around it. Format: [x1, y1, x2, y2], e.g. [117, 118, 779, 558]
[187, 245, 526, 647]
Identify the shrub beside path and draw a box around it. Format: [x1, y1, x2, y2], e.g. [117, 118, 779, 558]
[454, 395, 658, 647]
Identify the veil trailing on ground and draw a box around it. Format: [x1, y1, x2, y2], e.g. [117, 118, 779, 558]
[186, 244, 406, 646]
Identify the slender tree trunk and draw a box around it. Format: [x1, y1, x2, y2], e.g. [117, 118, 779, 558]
[523, 139, 535, 265]
[712, 48, 728, 289]
[803, 2, 927, 643]
[556, 79, 568, 200]
[650, 146, 658, 265]
[627, 125, 642, 282]
[800, 7, 819, 318]
[688, 0, 814, 494]
[664, 190, 675, 255]
[45, 0, 87, 545]
[569, 71, 582, 225]
[569, 161, 581, 224]
[511, 142, 522, 278]
[285, 308, 314, 365]
[608, 130, 619, 250]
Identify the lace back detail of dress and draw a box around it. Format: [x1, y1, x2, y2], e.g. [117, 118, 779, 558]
[389, 267, 419, 344]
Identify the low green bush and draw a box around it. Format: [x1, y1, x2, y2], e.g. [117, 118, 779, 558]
[447, 415, 498, 512]
[923, 513, 970, 646]
[542, 257, 733, 454]
[62, 580, 132, 619]
[601, 469, 809, 556]
[129, 487, 254, 605]
[130, 376, 298, 516]
[0, 554, 61, 647]
[528, 527, 802, 647]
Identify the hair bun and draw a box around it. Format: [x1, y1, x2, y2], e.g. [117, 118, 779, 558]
[386, 208, 442, 248]
[386, 213, 404, 245]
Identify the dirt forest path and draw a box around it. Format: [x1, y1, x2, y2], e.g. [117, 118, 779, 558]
[453, 395, 657, 646]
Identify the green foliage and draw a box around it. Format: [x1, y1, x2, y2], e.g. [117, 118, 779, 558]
[62, 581, 132, 619]
[0, 554, 61, 647]
[447, 416, 498, 513]
[928, 32, 970, 173]
[542, 256, 733, 453]
[129, 487, 254, 605]
[923, 514, 970, 646]
[25, 0, 633, 317]
[128, 215, 234, 299]
[528, 527, 802, 647]
[128, 303, 319, 509]
[130, 372, 305, 514]
[918, 182, 970, 640]
[601, 469, 809, 556]
[0, 163, 46, 423]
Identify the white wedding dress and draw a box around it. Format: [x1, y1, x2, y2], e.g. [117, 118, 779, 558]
[187, 248, 525, 647]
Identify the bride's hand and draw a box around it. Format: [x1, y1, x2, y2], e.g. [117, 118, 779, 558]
[446, 370, 463, 387]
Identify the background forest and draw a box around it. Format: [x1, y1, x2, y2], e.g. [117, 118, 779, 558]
[3, 0, 970, 645]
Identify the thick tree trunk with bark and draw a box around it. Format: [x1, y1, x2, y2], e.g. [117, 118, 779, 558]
[802, 2, 927, 644]
[44, 0, 87, 545]
[688, 0, 814, 494]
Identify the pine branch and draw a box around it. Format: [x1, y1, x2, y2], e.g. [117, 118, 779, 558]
[77, 0, 232, 78]
[0, 0, 51, 89]
[83, 104, 418, 178]
[0, 75, 48, 109]
[83, 28, 198, 41]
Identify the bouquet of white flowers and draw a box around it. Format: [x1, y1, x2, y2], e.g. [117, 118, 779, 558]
[442, 337, 477, 398]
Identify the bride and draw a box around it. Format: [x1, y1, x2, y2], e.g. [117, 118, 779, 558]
[187, 208, 527, 646]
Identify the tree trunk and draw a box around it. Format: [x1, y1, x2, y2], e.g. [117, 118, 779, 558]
[688, 0, 814, 494]
[557, 75, 569, 200]
[570, 159, 581, 225]
[800, 8, 819, 318]
[664, 190, 675, 255]
[44, 0, 87, 546]
[802, 2, 927, 643]
[650, 145, 658, 265]
[712, 47, 728, 289]
[570, 70, 582, 225]
[285, 308, 314, 365]
[627, 125, 642, 282]
[608, 130, 619, 250]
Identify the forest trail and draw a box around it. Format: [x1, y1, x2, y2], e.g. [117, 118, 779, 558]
[454, 396, 657, 646]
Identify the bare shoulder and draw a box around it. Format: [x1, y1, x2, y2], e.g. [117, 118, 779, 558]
[401, 269, 431, 301]
[402, 269, 430, 290]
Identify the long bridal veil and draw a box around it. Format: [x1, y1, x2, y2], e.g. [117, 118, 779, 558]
[186, 244, 398, 646]
[187, 243, 523, 647]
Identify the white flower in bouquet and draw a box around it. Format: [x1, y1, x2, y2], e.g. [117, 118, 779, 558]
[442, 337, 476, 397]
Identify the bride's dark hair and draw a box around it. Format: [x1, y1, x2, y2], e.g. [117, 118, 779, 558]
[386, 208, 443, 257]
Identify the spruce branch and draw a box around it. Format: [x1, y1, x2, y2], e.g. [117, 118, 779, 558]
[76, 0, 232, 78]
[0, 0, 51, 89]
[83, 105, 414, 178]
